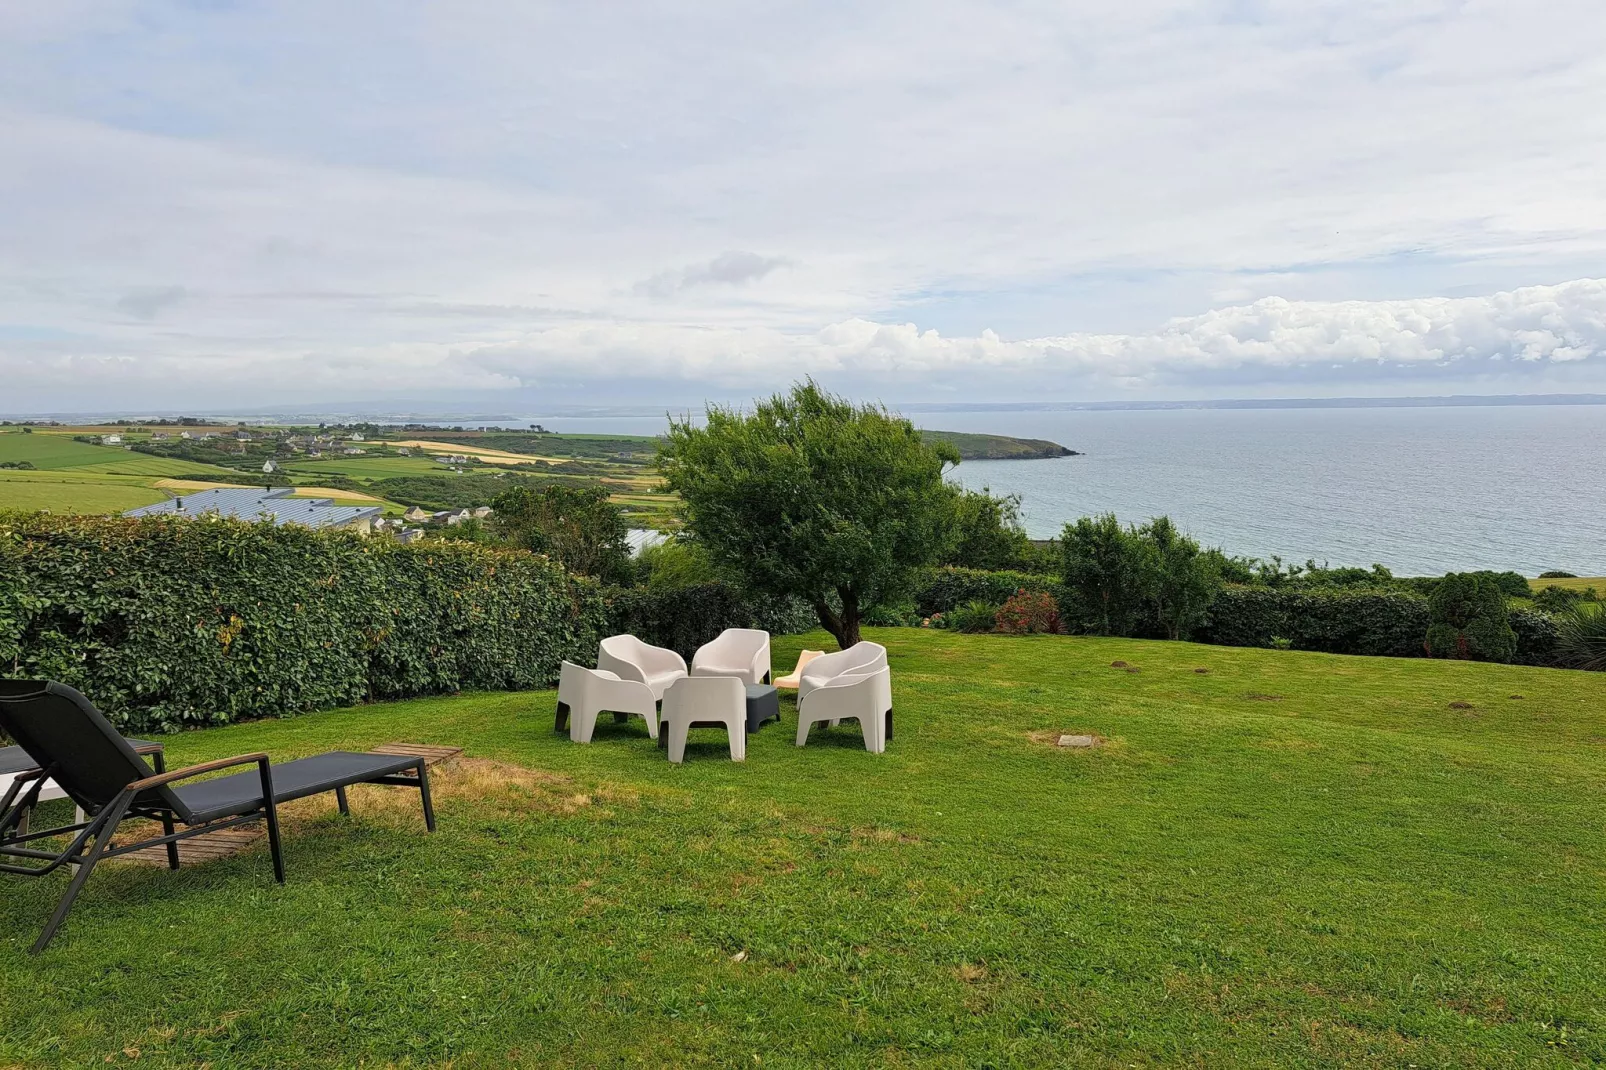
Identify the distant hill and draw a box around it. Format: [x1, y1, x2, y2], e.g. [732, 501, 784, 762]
[920, 430, 1079, 460]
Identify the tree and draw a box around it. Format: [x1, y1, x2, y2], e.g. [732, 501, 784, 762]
[490, 484, 634, 584]
[1058, 513, 1149, 635]
[1138, 515, 1221, 640]
[944, 488, 1032, 571]
[1424, 572, 1517, 661]
[659, 380, 960, 649]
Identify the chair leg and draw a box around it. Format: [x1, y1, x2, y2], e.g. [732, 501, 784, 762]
[886, 708, 893, 741]
[728, 720, 746, 762]
[667, 719, 689, 764]
[263, 799, 285, 884]
[161, 811, 181, 869]
[32, 793, 130, 954]
[554, 700, 570, 733]
[415, 759, 437, 832]
[335, 786, 350, 816]
[796, 715, 813, 747]
[571, 704, 599, 744]
[644, 707, 660, 740]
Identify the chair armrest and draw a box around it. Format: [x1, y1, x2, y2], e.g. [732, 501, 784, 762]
[127, 753, 270, 792]
[650, 648, 689, 674]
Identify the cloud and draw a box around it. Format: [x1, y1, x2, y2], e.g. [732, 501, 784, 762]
[115, 285, 187, 320]
[2, 2, 1606, 409]
[635, 252, 790, 298]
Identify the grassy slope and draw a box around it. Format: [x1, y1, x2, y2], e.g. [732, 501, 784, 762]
[2, 631, 1603, 1066]
[0, 472, 168, 513]
[1531, 576, 1605, 593]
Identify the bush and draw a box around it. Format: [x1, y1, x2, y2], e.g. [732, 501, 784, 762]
[602, 582, 816, 661]
[1539, 570, 1578, 579]
[863, 601, 922, 628]
[913, 566, 1069, 619]
[1555, 605, 1606, 671]
[1425, 572, 1517, 662]
[0, 513, 607, 733]
[1202, 586, 1431, 658]
[994, 590, 1061, 635]
[1509, 608, 1561, 667]
[943, 600, 999, 634]
[1533, 585, 1584, 614]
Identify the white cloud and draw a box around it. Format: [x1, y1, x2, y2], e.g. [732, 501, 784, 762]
[2, 1, 1606, 409]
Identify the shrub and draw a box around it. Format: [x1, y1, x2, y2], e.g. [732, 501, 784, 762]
[994, 590, 1061, 635]
[1138, 516, 1221, 640]
[0, 513, 607, 733]
[602, 582, 816, 661]
[944, 600, 999, 633]
[1509, 607, 1561, 667]
[1202, 586, 1432, 658]
[1539, 570, 1578, 579]
[944, 488, 1032, 571]
[1425, 572, 1517, 662]
[1059, 513, 1149, 636]
[1555, 605, 1606, 671]
[913, 566, 1069, 619]
[863, 601, 922, 628]
[1533, 585, 1584, 614]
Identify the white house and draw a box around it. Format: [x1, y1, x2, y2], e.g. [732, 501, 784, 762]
[262, 459, 277, 474]
[101, 434, 122, 445]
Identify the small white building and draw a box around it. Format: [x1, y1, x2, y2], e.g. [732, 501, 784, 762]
[262, 459, 277, 474]
[101, 434, 122, 445]
[350, 432, 366, 442]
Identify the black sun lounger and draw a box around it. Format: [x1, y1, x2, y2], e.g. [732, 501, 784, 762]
[0, 680, 436, 954]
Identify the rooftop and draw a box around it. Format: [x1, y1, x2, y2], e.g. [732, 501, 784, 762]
[125, 487, 381, 529]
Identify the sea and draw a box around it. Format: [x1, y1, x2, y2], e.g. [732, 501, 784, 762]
[531, 404, 1606, 578]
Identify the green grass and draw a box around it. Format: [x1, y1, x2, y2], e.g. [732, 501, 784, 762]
[284, 455, 453, 482]
[1531, 576, 1605, 594]
[0, 433, 134, 471]
[2, 631, 1604, 1066]
[0, 470, 168, 513]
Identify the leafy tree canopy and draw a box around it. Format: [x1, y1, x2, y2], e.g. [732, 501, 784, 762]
[490, 483, 634, 585]
[659, 380, 961, 648]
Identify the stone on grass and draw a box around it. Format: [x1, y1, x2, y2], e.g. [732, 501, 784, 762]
[1057, 734, 1097, 749]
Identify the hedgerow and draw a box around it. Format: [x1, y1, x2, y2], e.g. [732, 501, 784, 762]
[603, 583, 816, 661]
[912, 567, 1071, 619]
[0, 513, 607, 732]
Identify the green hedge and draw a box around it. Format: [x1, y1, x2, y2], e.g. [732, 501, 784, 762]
[603, 583, 817, 661]
[0, 514, 607, 732]
[1200, 586, 1431, 657]
[912, 567, 1071, 619]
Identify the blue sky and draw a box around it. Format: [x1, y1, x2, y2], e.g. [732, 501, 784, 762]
[3, 1, 1605, 413]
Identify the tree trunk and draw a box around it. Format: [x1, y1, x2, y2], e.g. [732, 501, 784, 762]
[813, 588, 862, 649]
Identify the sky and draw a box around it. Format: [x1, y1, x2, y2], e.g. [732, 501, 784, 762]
[3, 0, 1606, 414]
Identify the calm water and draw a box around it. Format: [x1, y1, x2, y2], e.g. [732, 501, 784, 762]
[942, 406, 1606, 576]
[531, 405, 1606, 577]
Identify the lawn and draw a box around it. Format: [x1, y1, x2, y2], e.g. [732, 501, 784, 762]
[1530, 576, 1605, 594]
[2, 631, 1604, 1066]
[0, 433, 130, 471]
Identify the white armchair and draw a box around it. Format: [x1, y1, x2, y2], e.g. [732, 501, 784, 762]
[796, 641, 887, 704]
[660, 676, 748, 763]
[597, 634, 688, 701]
[555, 661, 659, 743]
[796, 667, 892, 753]
[691, 628, 771, 686]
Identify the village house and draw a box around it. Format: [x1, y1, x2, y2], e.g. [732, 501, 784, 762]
[100, 434, 122, 445]
[403, 506, 430, 523]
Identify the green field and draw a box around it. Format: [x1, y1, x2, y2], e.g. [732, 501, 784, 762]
[284, 455, 451, 483]
[1531, 576, 1605, 593]
[0, 432, 134, 470]
[0, 470, 167, 513]
[2, 630, 1603, 1065]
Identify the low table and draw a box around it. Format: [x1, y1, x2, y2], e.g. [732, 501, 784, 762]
[658, 684, 779, 748]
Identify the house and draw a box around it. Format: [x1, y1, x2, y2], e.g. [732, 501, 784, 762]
[307, 448, 323, 458]
[471, 506, 493, 519]
[429, 510, 456, 525]
[261, 459, 277, 474]
[403, 506, 430, 523]
[198, 431, 218, 440]
[179, 431, 193, 440]
[445, 509, 474, 526]
[397, 447, 411, 456]
[151, 432, 171, 441]
[101, 434, 122, 445]
[396, 528, 425, 545]
[343, 447, 364, 455]
[350, 432, 365, 442]
[125, 488, 381, 535]
[234, 431, 252, 442]
[433, 454, 473, 466]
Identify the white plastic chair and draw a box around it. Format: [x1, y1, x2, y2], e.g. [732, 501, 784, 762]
[660, 676, 747, 764]
[796, 667, 892, 753]
[795, 641, 887, 703]
[691, 628, 771, 686]
[597, 635, 688, 701]
[773, 650, 825, 690]
[556, 660, 659, 743]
